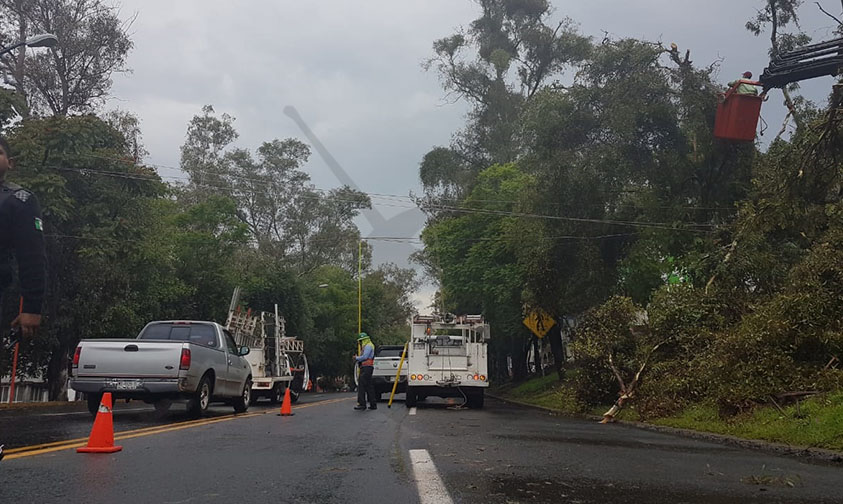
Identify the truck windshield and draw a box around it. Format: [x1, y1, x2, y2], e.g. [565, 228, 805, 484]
[139, 323, 218, 347]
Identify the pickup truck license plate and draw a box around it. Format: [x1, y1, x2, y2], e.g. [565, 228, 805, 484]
[110, 379, 142, 390]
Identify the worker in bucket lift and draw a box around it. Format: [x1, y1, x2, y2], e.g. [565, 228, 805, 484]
[353, 332, 377, 411]
[728, 71, 759, 95]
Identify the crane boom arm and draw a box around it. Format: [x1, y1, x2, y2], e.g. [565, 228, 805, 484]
[760, 37, 843, 88]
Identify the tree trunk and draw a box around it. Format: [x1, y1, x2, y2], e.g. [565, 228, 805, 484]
[532, 337, 542, 375]
[546, 322, 565, 381]
[510, 337, 529, 381]
[46, 344, 69, 401]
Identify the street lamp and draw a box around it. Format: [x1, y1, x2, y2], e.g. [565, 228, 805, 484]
[0, 33, 58, 57]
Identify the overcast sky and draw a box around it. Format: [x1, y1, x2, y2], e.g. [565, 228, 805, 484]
[108, 0, 841, 307]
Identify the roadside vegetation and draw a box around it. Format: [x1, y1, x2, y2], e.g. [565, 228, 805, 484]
[0, 0, 416, 398]
[420, 0, 843, 445]
[496, 376, 843, 451]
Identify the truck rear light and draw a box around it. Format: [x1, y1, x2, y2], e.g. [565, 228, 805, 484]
[72, 346, 82, 368]
[424, 374, 431, 381]
[180, 348, 191, 370]
[410, 374, 417, 380]
[480, 375, 486, 381]
[474, 374, 479, 381]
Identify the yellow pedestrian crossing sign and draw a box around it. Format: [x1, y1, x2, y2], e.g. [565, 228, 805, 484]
[523, 309, 555, 339]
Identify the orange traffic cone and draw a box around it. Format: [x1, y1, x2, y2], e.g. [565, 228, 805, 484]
[278, 386, 294, 416]
[77, 392, 122, 453]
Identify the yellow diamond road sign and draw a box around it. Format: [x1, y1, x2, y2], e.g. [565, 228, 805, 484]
[523, 309, 555, 339]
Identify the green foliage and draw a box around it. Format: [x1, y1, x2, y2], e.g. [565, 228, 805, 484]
[0, 112, 416, 397]
[421, 163, 533, 378]
[180, 106, 370, 275]
[0, 0, 134, 116]
[419, 0, 843, 422]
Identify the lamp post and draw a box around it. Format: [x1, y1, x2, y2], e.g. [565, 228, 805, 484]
[0, 33, 58, 57]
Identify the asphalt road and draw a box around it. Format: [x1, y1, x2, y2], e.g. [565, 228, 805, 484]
[1, 393, 842, 503]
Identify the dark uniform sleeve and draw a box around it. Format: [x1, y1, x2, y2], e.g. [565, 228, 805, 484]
[11, 191, 46, 314]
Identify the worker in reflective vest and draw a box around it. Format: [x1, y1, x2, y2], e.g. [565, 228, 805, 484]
[728, 71, 759, 95]
[353, 332, 377, 410]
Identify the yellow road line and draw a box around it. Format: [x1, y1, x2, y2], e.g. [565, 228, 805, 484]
[3, 415, 235, 454]
[5, 396, 352, 461]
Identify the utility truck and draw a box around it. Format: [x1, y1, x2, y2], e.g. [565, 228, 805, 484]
[405, 314, 489, 409]
[225, 288, 309, 404]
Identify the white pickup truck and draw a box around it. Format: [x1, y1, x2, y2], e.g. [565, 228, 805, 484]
[70, 321, 253, 417]
[372, 345, 408, 398]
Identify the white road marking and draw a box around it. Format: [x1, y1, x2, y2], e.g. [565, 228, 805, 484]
[409, 449, 453, 504]
[409, 407, 417, 415]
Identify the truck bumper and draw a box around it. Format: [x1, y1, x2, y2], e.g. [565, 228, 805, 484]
[406, 384, 487, 398]
[70, 377, 189, 399]
[372, 375, 407, 393]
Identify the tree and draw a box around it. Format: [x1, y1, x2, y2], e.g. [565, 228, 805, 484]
[0, 0, 134, 116]
[3, 114, 164, 398]
[180, 106, 371, 275]
[420, 0, 590, 201]
[421, 163, 534, 379]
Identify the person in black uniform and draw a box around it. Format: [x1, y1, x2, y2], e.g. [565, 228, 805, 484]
[0, 136, 46, 338]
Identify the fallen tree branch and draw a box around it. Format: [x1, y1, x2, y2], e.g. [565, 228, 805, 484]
[607, 353, 628, 393]
[600, 341, 665, 424]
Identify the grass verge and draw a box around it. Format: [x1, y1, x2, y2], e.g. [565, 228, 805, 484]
[495, 375, 843, 452]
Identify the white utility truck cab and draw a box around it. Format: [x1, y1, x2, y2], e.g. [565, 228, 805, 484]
[406, 314, 489, 409]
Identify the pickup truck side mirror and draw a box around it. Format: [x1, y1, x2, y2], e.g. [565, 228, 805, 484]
[239, 346, 250, 356]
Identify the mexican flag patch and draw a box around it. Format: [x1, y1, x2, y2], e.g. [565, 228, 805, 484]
[34, 217, 43, 231]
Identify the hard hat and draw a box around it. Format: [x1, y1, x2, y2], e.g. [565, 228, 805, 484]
[357, 332, 369, 341]
[742, 71, 753, 78]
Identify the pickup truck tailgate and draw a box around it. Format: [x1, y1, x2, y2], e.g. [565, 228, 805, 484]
[375, 358, 402, 373]
[76, 340, 184, 378]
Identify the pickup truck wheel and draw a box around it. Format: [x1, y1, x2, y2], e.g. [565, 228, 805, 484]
[187, 375, 212, 417]
[86, 393, 103, 416]
[233, 379, 251, 413]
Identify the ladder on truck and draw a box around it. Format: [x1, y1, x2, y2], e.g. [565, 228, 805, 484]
[224, 287, 309, 401]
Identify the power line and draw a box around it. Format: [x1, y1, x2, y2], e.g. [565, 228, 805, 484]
[40, 165, 718, 233]
[74, 151, 737, 213]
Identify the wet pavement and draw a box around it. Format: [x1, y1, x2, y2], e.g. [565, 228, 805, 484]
[1, 394, 842, 503]
[0, 394, 320, 449]
[403, 399, 843, 503]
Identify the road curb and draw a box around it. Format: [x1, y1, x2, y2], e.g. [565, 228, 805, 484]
[487, 393, 843, 466]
